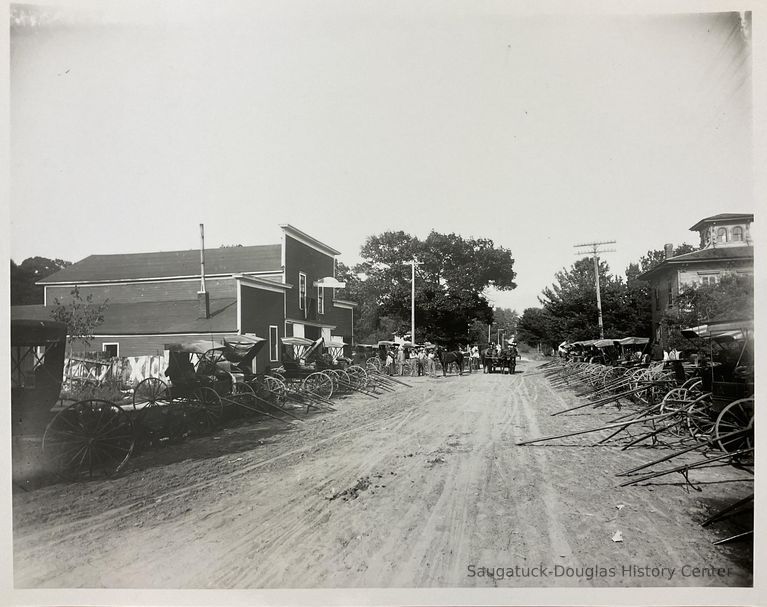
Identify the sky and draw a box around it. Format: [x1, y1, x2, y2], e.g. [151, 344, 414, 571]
[9, 1, 754, 312]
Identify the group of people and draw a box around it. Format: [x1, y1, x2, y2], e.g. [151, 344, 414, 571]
[381, 342, 521, 376]
[381, 343, 487, 377]
[383, 344, 438, 377]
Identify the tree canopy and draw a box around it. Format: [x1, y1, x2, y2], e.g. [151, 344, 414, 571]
[339, 231, 516, 345]
[51, 287, 109, 354]
[11, 256, 71, 305]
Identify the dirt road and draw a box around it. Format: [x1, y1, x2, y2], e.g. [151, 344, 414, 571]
[13, 361, 752, 588]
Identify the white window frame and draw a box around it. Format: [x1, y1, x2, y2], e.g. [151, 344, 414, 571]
[317, 285, 324, 315]
[269, 326, 279, 362]
[102, 342, 119, 357]
[298, 272, 307, 311]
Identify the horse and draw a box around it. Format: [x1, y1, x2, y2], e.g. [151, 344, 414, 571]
[435, 346, 464, 376]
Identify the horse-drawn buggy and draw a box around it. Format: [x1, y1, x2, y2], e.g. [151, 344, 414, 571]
[12, 319, 136, 480]
[482, 343, 518, 374]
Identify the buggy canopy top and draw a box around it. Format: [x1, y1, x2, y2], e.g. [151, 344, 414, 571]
[11, 319, 68, 347]
[223, 335, 266, 364]
[617, 337, 650, 346]
[681, 319, 753, 341]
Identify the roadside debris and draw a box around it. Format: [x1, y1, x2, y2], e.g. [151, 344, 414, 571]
[426, 456, 446, 467]
[612, 530, 624, 542]
[327, 476, 372, 501]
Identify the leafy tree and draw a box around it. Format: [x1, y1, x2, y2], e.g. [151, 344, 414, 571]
[51, 287, 109, 354]
[517, 307, 561, 348]
[342, 231, 516, 345]
[637, 243, 696, 273]
[659, 274, 754, 349]
[10, 256, 71, 304]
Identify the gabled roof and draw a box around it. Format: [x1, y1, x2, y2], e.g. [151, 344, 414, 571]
[689, 213, 754, 232]
[637, 246, 753, 281]
[38, 244, 282, 284]
[11, 299, 238, 334]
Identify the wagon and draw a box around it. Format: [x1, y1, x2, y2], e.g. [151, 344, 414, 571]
[131, 338, 283, 441]
[12, 319, 136, 480]
[276, 336, 335, 401]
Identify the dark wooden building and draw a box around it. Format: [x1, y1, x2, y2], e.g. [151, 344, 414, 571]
[12, 225, 356, 373]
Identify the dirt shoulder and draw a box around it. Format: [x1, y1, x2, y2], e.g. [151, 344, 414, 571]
[13, 362, 752, 588]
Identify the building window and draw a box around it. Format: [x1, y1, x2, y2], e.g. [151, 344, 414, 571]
[654, 288, 660, 311]
[732, 226, 743, 242]
[103, 343, 119, 357]
[666, 281, 673, 307]
[317, 286, 324, 315]
[269, 326, 279, 362]
[716, 227, 728, 243]
[700, 275, 718, 286]
[298, 272, 307, 311]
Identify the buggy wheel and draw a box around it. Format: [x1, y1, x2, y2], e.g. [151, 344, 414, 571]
[715, 398, 754, 455]
[303, 371, 334, 400]
[42, 399, 134, 480]
[659, 388, 692, 437]
[186, 387, 223, 433]
[366, 357, 382, 372]
[132, 377, 173, 448]
[198, 348, 226, 375]
[231, 382, 257, 416]
[686, 395, 715, 440]
[347, 365, 369, 390]
[260, 376, 288, 407]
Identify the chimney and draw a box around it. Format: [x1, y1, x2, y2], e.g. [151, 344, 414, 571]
[198, 223, 210, 319]
[664, 243, 674, 259]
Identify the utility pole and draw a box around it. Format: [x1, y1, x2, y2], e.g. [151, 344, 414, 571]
[574, 240, 616, 339]
[407, 259, 423, 343]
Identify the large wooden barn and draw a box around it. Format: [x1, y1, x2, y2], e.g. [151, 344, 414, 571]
[12, 225, 356, 373]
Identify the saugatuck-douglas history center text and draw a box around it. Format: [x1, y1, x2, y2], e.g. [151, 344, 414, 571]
[466, 564, 735, 582]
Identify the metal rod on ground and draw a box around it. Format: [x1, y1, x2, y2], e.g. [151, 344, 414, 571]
[516, 411, 679, 446]
[616, 418, 688, 449]
[616, 428, 752, 476]
[250, 392, 305, 422]
[713, 530, 753, 546]
[618, 448, 753, 487]
[550, 384, 656, 416]
[701, 494, 754, 527]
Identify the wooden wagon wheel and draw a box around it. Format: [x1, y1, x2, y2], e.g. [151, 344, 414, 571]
[302, 371, 334, 400]
[346, 365, 369, 390]
[658, 388, 692, 437]
[42, 399, 134, 480]
[260, 375, 288, 406]
[714, 397, 754, 455]
[230, 381, 257, 417]
[366, 357, 382, 372]
[685, 393, 716, 440]
[185, 386, 223, 434]
[680, 377, 703, 393]
[131, 377, 176, 448]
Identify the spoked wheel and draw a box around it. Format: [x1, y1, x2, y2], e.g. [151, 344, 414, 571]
[42, 399, 135, 480]
[335, 369, 352, 391]
[260, 376, 288, 407]
[686, 394, 716, 441]
[366, 357, 382, 373]
[347, 365, 369, 390]
[659, 388, 692, 437]
[302, 371, 334, 400]
[185, 387, 223, 434]
[680, 377, 703, 393]
[715, 398, 754, 456]
[231, 382, 257, 417]
[132, 378, 177, 448]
